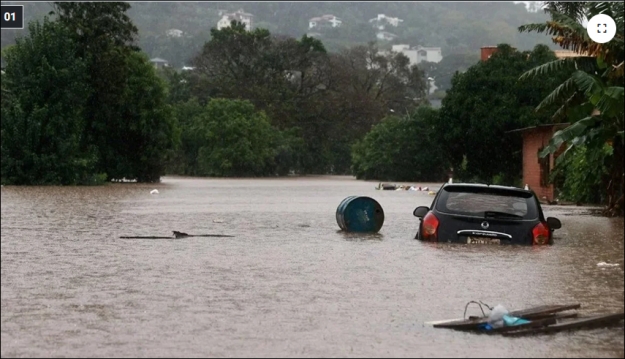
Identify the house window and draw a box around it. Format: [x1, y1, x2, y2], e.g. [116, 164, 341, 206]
[538, 147, 550, 187]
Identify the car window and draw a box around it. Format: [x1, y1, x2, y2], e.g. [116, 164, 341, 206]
[435, 187, 538, 219]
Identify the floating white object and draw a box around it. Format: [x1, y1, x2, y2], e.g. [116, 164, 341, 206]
[423, 186, 429, 191]
[597, 262, 619, 267]
[150, 189, 159, 195]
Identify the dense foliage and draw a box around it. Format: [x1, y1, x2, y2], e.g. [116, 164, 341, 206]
[1, 2, 175, 185]
[551, 144, 613, 204]
[192, 99, 285, 177]
[436, 44, 571, 185]
[176, 22, 429, 175]
[1, 19, 96, 185]
[351, 107, 448, 182]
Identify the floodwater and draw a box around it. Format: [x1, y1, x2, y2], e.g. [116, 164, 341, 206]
[1, 176, 623, 358]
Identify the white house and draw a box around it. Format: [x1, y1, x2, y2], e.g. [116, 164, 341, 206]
[369, 14, 403, 30]
[309, 15, 342, 29]
[149, 58, 169, 69]
[415, 46, 443, 63]
[166, 29, 184, 38]
[376, 31, 398, 41]
[217, 9, 254, 31]
[390, 44, 443, 65]
[391, 44, 417, 65]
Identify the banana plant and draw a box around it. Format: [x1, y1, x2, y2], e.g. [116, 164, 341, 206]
[540, 69, 624, 163]
[518, 1, 624, 160]
[518, 1, 624, 215]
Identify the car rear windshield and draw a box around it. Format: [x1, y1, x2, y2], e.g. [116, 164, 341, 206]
[435, 186, 539, 219]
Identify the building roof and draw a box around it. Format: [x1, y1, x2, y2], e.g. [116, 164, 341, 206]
[231, 9, 254, 17]
[416, 46, 442, 51]
[505, 123, 570, 134]
[310, 14, 339, 21]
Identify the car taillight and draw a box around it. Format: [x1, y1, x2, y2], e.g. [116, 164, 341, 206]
[422, 212, 439, 241]
[532, 222, 550, 245]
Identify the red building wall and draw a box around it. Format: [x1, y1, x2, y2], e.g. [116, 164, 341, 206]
[521, 128, 559, 203]
[480, 46, 499, 61]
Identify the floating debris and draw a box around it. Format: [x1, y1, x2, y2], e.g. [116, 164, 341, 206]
[375, 183, 434, 192]
[120, 230, 234, 239]
[150, 189, 159, 195]
[597, 262, 620, 267]
[429, 302, 623, 336]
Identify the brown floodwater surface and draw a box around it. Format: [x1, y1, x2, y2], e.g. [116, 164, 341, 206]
[1, 176, 623, 358]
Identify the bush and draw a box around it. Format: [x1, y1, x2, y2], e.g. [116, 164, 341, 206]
[551, 144, 612, 204]
[194, 99, 280, 177]
[351, 106, 449, 182]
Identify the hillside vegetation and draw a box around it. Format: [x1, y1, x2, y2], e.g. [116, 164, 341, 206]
[2, 2, 556, 68]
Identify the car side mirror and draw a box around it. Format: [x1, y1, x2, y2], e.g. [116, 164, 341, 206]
[547, 217, 561, 230]
[413, 206, 429, 218]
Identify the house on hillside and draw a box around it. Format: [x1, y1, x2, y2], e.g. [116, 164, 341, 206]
[309, 15, 342, 29]
[416, 46, 443, 63]
[369, 14, 403, 30]
[390, 44, 443, 65]
[376, 31, 398, 41]
[149, 57, 169, 69]
[166, 29, 184, 38]
[217, 9, 254, 31]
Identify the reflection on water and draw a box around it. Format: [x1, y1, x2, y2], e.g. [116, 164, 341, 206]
[1, 176, 623, 358]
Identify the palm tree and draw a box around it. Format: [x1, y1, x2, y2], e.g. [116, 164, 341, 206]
[518, 1, 624, 216]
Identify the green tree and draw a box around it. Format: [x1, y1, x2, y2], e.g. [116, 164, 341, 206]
[166, 98, 206, 175]
[550, 144, 612, 204]
[108, 52, 177, 182]
[437, 44, 570, 184]
[193, 99, 280, 177]
[420, 53, 480, 92]
[1, 19, 98, 185]
[51, 2, 175, 182]
[351, 106, 448, 181]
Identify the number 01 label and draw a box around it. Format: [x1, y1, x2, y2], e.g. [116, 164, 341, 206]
[1, 5, 24, 29]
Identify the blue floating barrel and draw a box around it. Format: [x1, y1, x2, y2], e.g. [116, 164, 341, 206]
[336, 196, 385, 233]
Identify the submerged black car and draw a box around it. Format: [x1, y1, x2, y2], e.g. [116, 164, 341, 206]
[413, 183, 561, 245]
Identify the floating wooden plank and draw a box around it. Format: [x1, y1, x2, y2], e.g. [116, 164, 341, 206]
[519, 311, 579, 321]
[486, 317, 558, 334]
[501, 312, 624, 337]
[515, 304, 581, 320]
[120, 236, 175, 239]
[120, 231, 235, 239]
[432, 303, 581, 330]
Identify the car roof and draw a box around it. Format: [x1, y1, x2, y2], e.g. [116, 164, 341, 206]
[442, 182, 533, 195]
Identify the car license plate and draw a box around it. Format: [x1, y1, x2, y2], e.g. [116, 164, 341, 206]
[467, 237, 501, 245]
